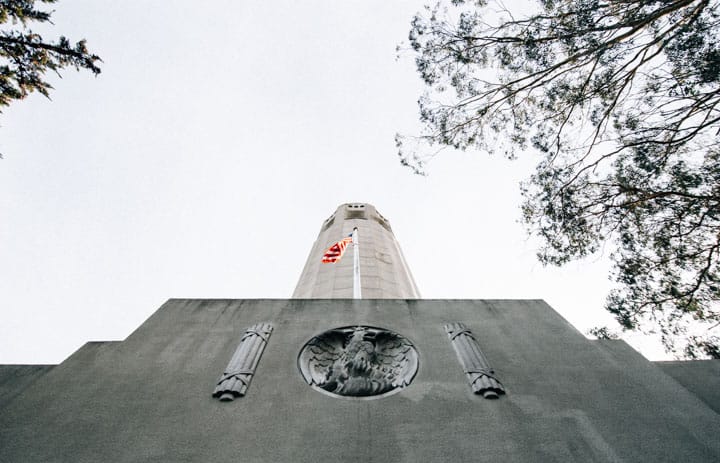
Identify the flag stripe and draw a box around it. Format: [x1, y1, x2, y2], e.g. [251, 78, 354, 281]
[321, 236, 353, 263]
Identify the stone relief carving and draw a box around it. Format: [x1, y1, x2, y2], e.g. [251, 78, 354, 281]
[445, 322, 505, 399]
[213, 323, 273, 401]
[298, 326, 419, 398]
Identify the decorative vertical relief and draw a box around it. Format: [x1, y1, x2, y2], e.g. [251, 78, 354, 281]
[444, 323, 505, 399]
[212, 323, 273, 401]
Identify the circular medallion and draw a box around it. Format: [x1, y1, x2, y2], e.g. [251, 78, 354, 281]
[298, 325, 419, 399]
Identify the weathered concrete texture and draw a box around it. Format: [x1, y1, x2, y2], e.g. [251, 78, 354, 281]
[293, 203, 420, 298]
[1, 299, 718, 462]
[0, 364, 54, 409]
[656, 360, 720, 414]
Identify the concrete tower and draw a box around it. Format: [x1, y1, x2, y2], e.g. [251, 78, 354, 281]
[292, 203, 420, 298]
[2, 204, 719, 462]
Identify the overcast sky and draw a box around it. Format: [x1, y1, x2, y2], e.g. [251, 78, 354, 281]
[0, 1, 666, 364]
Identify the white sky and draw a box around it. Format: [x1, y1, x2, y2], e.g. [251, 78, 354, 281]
[0, 1, 665, 364]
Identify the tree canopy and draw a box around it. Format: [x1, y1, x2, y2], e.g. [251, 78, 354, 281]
[399, 0, 720, 358]
[0, 0, 100, 111]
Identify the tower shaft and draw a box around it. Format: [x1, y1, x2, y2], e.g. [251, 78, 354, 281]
[292, 203, 420, 298]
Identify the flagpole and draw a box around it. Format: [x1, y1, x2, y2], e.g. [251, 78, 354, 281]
[352, 227, 361, 299]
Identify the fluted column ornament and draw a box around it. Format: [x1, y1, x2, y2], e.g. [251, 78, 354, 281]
[445, 322, 505, 399]
[212, 323, 273, 401]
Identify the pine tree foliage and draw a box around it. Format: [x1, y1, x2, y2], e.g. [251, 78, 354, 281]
[400, 0, 720, 358]
[0, 0, 100, 110]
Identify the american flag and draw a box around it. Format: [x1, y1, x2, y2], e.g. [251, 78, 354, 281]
[321, 235, 353, 263]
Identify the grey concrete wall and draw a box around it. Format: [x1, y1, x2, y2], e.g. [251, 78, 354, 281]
[1, 299, 718, 462]
[293, 203, 420, 298]
[656, 360, 720, 414]
[0, 364, 54, 409]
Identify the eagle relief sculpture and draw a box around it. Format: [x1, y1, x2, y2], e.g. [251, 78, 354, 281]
[298, 326, 419, 398]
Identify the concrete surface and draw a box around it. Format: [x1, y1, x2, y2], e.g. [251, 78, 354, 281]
[1, 299, 718, 462]
[293, 203, 420, 298]
[0, 364, 54, 409]
[656, 359, 720, 414]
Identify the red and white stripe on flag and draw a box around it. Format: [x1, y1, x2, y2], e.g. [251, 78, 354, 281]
[321, 236, 353, 263]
